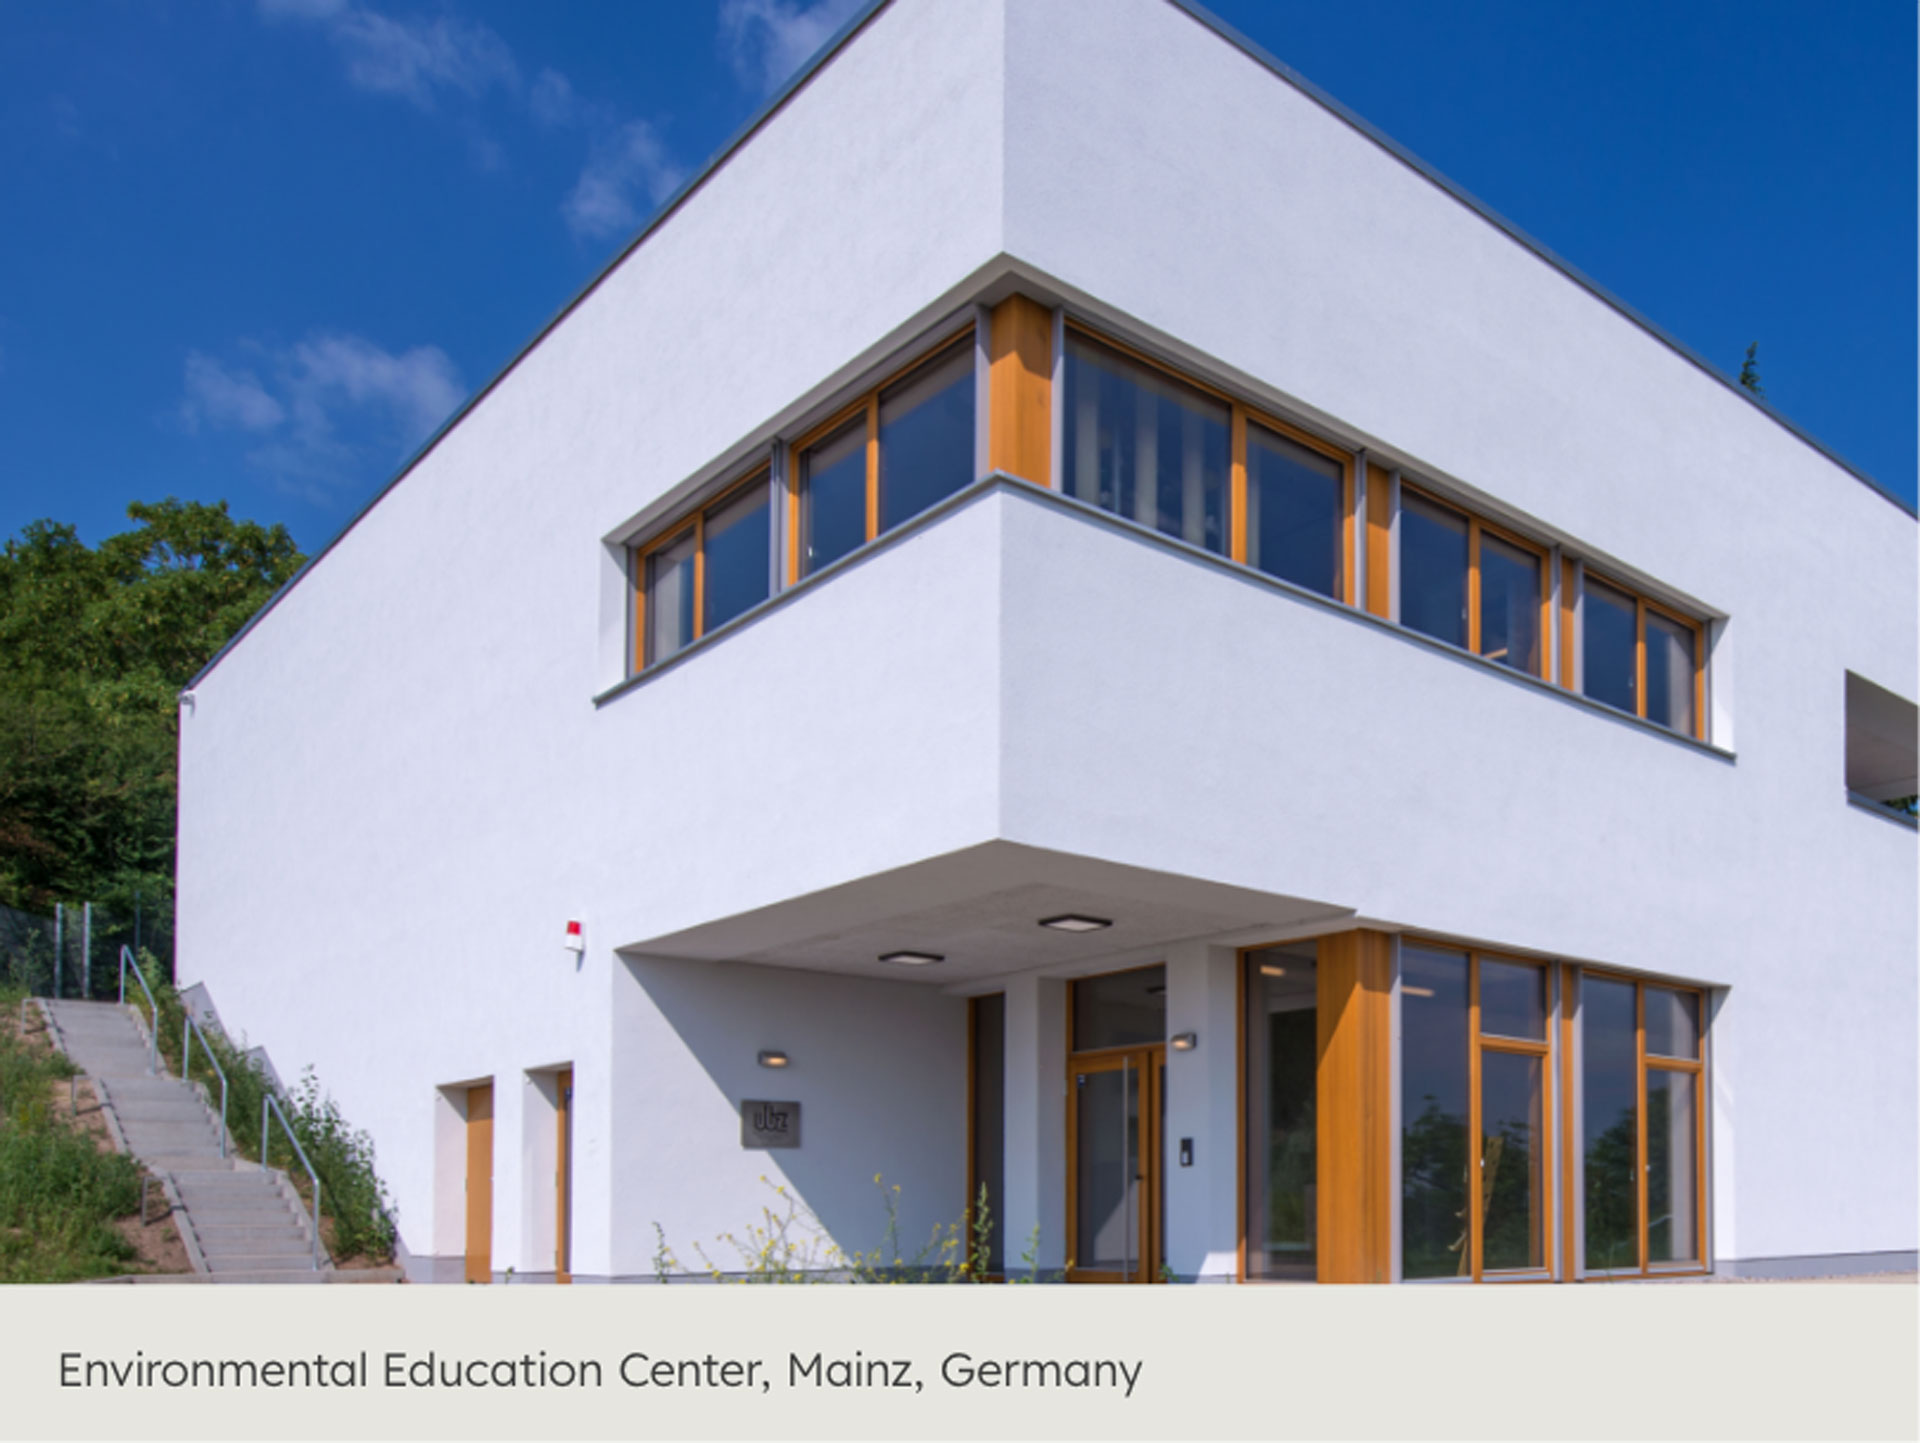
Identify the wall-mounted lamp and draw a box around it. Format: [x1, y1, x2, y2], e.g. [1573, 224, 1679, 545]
[757, 1050, 791, 1069]
[1170, 1032, 1198, 1052]
[879, 950, 945, 967]
[1039, 914, 1112, 933]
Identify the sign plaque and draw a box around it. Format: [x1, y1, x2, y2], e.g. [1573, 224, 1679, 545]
[741, 1099, 800, 1149]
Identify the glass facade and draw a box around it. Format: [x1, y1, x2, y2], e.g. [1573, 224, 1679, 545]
[1400, 944, 1471, 1279]
[1243, 944, 1318, 1281]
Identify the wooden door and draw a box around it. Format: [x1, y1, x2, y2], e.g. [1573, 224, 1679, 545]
[555, 1069, 573, 1284]
[464, 1082, 493, 1285]
[1066, 1048, 1162, 1282]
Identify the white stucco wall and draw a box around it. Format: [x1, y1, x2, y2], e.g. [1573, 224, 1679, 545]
[175, 0, 1914, 1278]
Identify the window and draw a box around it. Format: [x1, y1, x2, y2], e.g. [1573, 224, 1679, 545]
[793, 332, 975, 580]
[1244, 421, 1346, 599]
[967, 993, 1005, 1276]
[1580, 572, 1705, 738]
[1580, 973, 1706, 1274]
[1064, 331, 1230, 555]
[1844, 672, 1919, 816]
[632, 473, 773, 669]
[1243, 943, 1318, 1281]
[1400, 943, 1552, 1280]
[1398, 487, 1548, 676]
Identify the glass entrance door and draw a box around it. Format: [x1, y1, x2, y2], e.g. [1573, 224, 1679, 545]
[1068, 1048, 1163, 1282]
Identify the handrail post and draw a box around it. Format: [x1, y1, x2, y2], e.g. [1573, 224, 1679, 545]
[183, 1017, 192, 1081]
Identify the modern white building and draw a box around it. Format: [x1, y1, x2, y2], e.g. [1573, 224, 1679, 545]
[176, 0, 1917, 1285]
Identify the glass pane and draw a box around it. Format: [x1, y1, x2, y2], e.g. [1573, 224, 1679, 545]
[1073, 1061, 1141, 1274]
[1645, 986, 1699, 1060]
[1400, 492, 1469, 648]
[799, 415, 866, 576]
[1646, 1069, 1699, 1265]
[1244, 945, 1318, 1280]
[1582, 577, 1637, 715]
[1582, 976, 1640, 1271]
[969, 994, 1005, 1274]
[1246, 424, 1343, 599]
[1400, 945, 1471, 1279]
[1072, 965, 1165, 1051]
[1480, 1050, 1545, 1271]
[1063, 333, 1229, 555]
[1479, 959, 1546, 1041]
[644, 528, 696, 665]
[1478, 531, 1542, 674]
[1645, 609, 1697, 735]
[878, 341, 974, 533]
[701, 483, 771, 635]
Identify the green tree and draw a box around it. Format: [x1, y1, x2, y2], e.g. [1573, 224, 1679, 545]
[0, 500, 302, 920]
[1738, 342, 1765, 399]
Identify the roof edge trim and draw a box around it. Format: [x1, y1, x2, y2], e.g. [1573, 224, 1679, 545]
[1164, 0, 1915, 522]
[185, 0, 894, 692]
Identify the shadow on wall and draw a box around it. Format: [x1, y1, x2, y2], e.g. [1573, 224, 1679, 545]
[624, 953, 968, 1273]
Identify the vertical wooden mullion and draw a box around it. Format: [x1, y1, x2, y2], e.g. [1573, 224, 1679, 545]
[1558, 964, 1577, 1281]
[1229, 407, 1248, 564]
[1635, 984, 1649, 1273]
[1468, 954, 1483, 1282]
[864, 398, 880, 541]
[1341, 458, 1357, 606]
[1466, 521, 1483, 655]
[632, 547, 648, 672]
[1695, 1022, 1710, 1270]
[786, 446, 802, 584]
[1364, 467, 1394, 618]
[1558, 556, 1578, 689]
[1634, 597, 1648, 718]
[1693, 618, 1708, 741]
[1536, 551, 1552, 679]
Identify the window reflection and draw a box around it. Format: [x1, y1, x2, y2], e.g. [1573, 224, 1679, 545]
[645, 527, 696, 665]
[1583, 577, 1638, 715]
[701, 484, 770, 635]
[1400, 945, 1470, 1278]
[879, 340, 974, 533]
[1582, 976, 1639, 1272]
[799, 415, 867, 577]
[1646, 1069, 1698, 1264]
[1645, 608, 1696, 735]
[1480, 1049, 1544, 1271]
[1064, 333, 1229, 554]
[1478, 531, 1541, 674]
[1246, 424, 1343, 599]
[1400, 492, 1469, 649]
[1244, 945, 1317, 1280]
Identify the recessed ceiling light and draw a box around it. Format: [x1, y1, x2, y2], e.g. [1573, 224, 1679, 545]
[879, 950, 945, 967]
[757, 1050, 790, 1068]
[1039, 914, 1112, 933]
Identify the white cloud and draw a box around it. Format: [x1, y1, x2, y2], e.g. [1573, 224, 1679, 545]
[562, 121, 685, 241]
[719, 0, 863, 95]
[180, 353, 287, 433]
[529, 67, 590, 129]
[259, 0, 519, 111]
[178, 333, 464, 495]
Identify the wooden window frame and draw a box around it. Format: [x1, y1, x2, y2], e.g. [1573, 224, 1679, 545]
[1574, 967, 1710, 1280]
[1063, 319, 1358, 603]
[1464, 948, 1556, 1282]
[1577, 570, 1708, 740]
[1064, 967, 1168, 1285]
[630, 469, 771, 673]
[787, 326, 977, 585]
[1399, 483, 1552, 679]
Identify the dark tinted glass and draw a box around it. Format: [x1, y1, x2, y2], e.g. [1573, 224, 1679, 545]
[701, 483, 771, 635]
[1246, 424, 1343, 598]
[799, 416, 866, 576]
[644, 527, 696, 665]
[1582, 577, 1638, 714]
[1244, 945, 1317, 1280]
[1072, 965, 1166, 1051]
[1582, 977, 1640, 1271]
[1479, 959, 1546, 1041]
[1478, 531, 1541, 674]
[879, 341, 974, 532]
[1646, 1069, 1699, 1264]
[1645, 609, 1696, 734]
[969, 993, 1005, 1274]
[1063, 334, 1229, 554]
[1645, 986, 1699, 1060]
[1480, 1049, 1545, 1271]
[1400, 492, 1469, 648]
[1401, 945, 1470, 1278]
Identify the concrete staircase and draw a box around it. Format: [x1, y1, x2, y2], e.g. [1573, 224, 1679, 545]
[39, 998, 335, 1283]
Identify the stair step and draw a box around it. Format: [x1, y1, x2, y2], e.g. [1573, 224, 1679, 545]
[199, 1235, 313, 1259]
[195, 1224, 310, 1245]
[207, 1254, 321, 1273]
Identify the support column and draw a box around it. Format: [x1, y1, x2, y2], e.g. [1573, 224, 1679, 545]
[1317, 929, 1394, 1282]
[1001, 972, 1067, 1273]
[987, 295, 1054, 486]
[1163, 942, 1241, 1281]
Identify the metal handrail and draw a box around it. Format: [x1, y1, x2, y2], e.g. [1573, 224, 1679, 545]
[116, 946, 159, 1076]
[180, 1012, 230, 1158]
[261, 1091, 324, 1272]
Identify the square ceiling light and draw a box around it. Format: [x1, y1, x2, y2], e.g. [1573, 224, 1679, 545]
[1039, 914, 1112, 933]
[879, 950, 945, 967]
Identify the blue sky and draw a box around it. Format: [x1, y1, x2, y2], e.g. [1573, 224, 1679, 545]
[1, 0, 1912, 557]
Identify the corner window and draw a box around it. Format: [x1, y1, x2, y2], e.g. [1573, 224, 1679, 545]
[1063, 331, 1230, 555]
[794, 333, 975, 580]
[1844, 672, 1919, 816]
[633, 473, 772, 670]
[1580, 572, 1705, 738]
